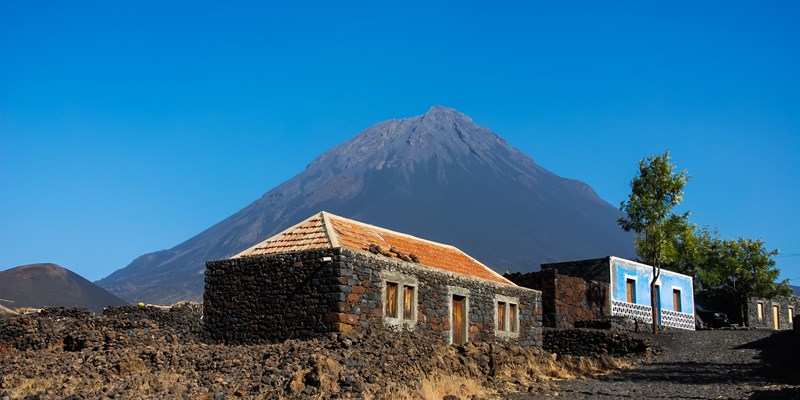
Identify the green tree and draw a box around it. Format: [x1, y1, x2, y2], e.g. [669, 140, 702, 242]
[665, 225, 722, 292]
[618, 151, 689, 333]
[703, 237, 791, 325]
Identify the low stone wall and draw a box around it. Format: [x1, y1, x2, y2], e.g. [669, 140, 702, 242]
[102, 303, 203, 343]
[543, 328, 653, 358]
[205, 248, 543, 346]
[573, 316, 636, 331]
[0, 304, 204, 352]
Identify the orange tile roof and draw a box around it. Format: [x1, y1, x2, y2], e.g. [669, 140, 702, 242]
[234, 212, 514, 285]
[234, 215, 331, 255]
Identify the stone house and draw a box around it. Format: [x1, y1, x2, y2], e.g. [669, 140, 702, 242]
[204, 211, 542, 346]
[743, 295, 799, 330]
[507, 256, 695, 331]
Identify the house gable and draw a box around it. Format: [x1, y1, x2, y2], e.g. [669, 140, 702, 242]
[235, 211, 513, 286]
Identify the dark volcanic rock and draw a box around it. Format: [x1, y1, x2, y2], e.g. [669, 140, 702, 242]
[98, 106, 635, 304]
[543, 327, 653, 358]
[3, 307, 797, 399]
[0, 305, 572, 399]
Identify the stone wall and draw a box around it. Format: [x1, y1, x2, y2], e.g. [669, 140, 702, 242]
[542, 328, 653, 358]
[746, 296, 800, 330]
[205, 249, 345, 343]
[0, 305, 204, 352]
[507, 264, 610, 329]
[548, 273, 609, 329]
[102, 303, 203, 343]
[205, 248, 543, 347]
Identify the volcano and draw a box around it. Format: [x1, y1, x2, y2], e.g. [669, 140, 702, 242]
[98, 106, 634, 304]
[0, 263, 128, 313]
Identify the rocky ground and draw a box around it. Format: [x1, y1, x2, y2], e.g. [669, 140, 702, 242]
[533, 329, 800, 399]
[0, 305, 645, 399]
[1, 306, 796, 399]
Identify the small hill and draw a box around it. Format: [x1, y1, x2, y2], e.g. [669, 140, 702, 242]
[0, 263, 128, 314]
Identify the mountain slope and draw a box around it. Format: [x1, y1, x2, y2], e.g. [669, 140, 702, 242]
[0, 263, 128, 314]
[98, 106, 635, 303]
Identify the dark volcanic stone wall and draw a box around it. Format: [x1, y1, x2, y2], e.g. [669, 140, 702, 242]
[542, 328, 652, 358]
[746, 296, 800, 330]
[205, 248, 543, 346]
[548, 273, 609, 328]
[507, 259, 610, 329]
[340, 250, 542, 347]
[205, 249, 343, 343]
[0, 305, 204, 352]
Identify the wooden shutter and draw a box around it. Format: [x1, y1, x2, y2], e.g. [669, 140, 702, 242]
[497, 302, 506, 331]
[452, 295, 466, 345]
[672, 289, 681, 312]
[403, 285, 414, 320]
[626, 279, 635, 303]
[386, 282, 398, 318]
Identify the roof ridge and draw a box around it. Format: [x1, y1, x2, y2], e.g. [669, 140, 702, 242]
[319, 211, 340, 248]
[233, 212, 332, 258]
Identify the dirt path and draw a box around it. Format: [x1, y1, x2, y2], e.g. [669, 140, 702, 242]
[534, 330, 800, 399]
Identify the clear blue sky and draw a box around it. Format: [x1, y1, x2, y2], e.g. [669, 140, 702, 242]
[1, 1, 798, 284]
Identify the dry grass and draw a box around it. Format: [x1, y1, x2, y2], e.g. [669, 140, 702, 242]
[9, 377, 58, 399]
[7, 375, 105, 399]
[510, 352, 632, 381]
[385, 373, 493, 400]
[374, 349, 632, 399]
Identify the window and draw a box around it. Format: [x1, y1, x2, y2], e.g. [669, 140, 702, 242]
[773, 305, 780, 330]
[403, 285, 414, 320]
[383, 277, 417, 328]
[495, 295, 520, 337]
[497, 301, 507, 331]
[626, 278, 636, 303]
[672, 289, 681, 312]
[386, 282, 398, 318]
[789, 307, 794, 326]
[757, 302, 764, 320]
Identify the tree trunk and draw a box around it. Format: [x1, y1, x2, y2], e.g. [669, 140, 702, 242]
[740, 295, 746, 327]
[651, 264, 661, 334]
